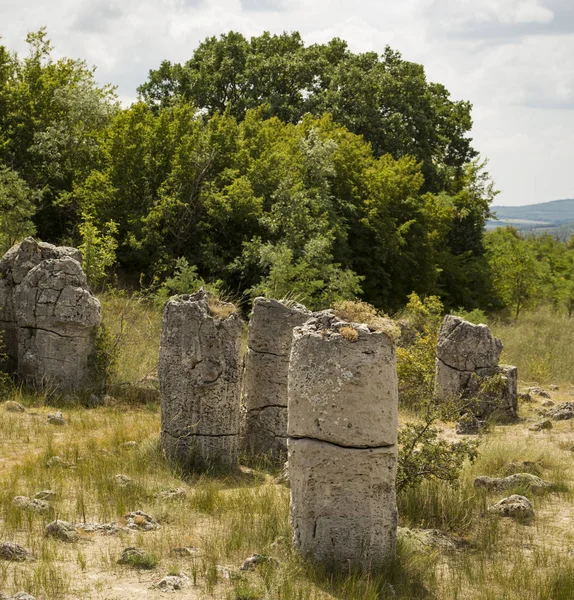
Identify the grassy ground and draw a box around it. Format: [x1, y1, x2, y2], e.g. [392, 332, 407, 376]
[0, 298, 572, 599]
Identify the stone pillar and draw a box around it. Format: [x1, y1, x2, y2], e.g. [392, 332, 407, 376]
[159, 290, 243, 471]
[15, 257, 101, 389]
[0, 238, 83, 374]
[241, 298, 312, 462]
[435, 315, 518, 421]
[0, 238, 100, 389]
[288, 315, 398, 570]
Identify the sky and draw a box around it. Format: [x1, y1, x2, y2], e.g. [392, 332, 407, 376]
[1, 0, 573, 207]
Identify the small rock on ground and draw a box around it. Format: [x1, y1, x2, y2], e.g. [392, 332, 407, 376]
[504, 461, 542, 477]
[34, 490, 57, 501]
[397, 528, 457, 551]
[526, 387, 551, 398]
[155, 574, 190, 592]
[240, 554, 275, 571]
[125, 511, 160, 531]
[46, 456, 73, 468]
[12, 496, 51, 513]
[45, 520, 79, 542]
[456, 415, 486, 435]
[548, 402, 574, 421]
[488, 495, 534, 519]
[4, 401, 25, 413]
[156, 488, 186, 500]
[113, 474, 133, 487]
[47, 412, 66, 425]
[529, 419, 553, 432]
[75, 522, 128, 536]
[0, 542, 35, 562]
[117, 547, 155, 568]
[474, 473, 550, 492]
[171, 547, 202, 558]
[541, 399, 555, 407]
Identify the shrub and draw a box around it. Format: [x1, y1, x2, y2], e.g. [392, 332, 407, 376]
[78, 213, 118, 290]
[397, 399, 480, 492]
[153, 257, 220, 307]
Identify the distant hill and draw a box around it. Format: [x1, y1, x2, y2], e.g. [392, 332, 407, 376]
[486, 198, 574, 237]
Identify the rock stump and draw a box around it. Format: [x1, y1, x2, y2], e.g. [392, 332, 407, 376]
[0, 238, 100, 389]
[159, 290, 243, 471]
[241, 298, 312, 461]
[288, 315, 398, 570]
[435, 315, 518, 422]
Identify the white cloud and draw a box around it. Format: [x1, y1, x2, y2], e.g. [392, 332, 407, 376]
[0, 0, 572, 205]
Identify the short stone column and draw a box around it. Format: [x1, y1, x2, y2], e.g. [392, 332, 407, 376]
[242, 297, 312, 461]
[0, 237, 84, 374]
[14, 257, 101, 389]
[435, 315, 518, 421]
[288, 315, 398, 570]
[159, 290, 243, 471]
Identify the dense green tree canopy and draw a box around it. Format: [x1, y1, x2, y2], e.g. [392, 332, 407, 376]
[8, 29, 567, 315]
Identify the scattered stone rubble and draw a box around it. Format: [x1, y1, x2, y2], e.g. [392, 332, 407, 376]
[288, 314, 398, 570]
[0, 238, 101, 390]
[44, 520, 79, 542]
[0, 542, 35, 562]
[241, 297, 314, 462]
[159, 290, 243, 471]
[488, 495, 534, 519]
[435, 315, 518, 423]
[474, 473, 550, 493]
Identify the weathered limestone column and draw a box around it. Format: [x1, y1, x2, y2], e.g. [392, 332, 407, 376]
[15, 257, 101, 389]
[159, 290, 243, 471]
[242, 298, 313, 461]
[0, 238, 100, 389]
[0, 238, 83, 373]
[435, 315, 518, 421]
[288, 315, 398, 570]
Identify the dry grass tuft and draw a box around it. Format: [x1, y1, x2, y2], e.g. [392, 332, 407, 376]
[338, 325, 359, 342]
[208, 295, 237, 320]
[333, 299, 400, 340]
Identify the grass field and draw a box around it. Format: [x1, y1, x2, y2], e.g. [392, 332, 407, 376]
[0, 297, 572, 599]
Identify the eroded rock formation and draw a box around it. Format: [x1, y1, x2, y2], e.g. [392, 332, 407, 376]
[288, 314, 398, 570]
[435, 315, 518, 422]
[0, 238, 101, 389]
[241, 297, 313, 461]
[159, 290, 243, 471]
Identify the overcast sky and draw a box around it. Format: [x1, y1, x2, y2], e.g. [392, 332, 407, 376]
[2, 0, 573, 206]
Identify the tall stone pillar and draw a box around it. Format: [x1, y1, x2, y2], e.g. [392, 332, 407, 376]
[241, 298, 312, 462]
[159, 290, 243, 471]
[288, 315, 398, 570]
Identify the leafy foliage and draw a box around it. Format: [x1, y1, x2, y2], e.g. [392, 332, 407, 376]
[0, 165, 37, 253]
[78, 213, 118, 289]
[397, 400, 480, 491]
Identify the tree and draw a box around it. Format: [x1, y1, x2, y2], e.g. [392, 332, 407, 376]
[0, 165, 37, 253]
[0, 28, 118, 241]
[485, 228, 546, 318]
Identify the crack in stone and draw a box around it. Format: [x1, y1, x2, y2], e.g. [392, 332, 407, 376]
[289, 435, 395, 451]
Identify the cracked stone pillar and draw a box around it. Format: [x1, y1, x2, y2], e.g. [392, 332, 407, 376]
[15, 257, 101, 389]
[159, 290, 243, 471]
[288, 315, 398, 570]
[241, 297, 313, 462]
[435, 315, 518, 421]
[0, 238, 84, 374]
[0, 238, 100, 389]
